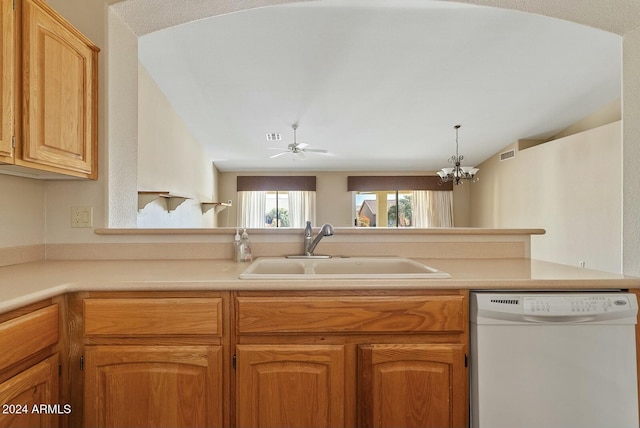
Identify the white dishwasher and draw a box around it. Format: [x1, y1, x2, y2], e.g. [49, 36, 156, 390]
[470, 291, 639, 428]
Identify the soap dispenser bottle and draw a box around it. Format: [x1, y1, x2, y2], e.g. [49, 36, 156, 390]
[233, 229, 242, 262]
[240, 229, 253, 262]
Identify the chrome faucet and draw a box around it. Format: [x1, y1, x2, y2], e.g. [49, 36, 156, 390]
[304, 221, 334, 256]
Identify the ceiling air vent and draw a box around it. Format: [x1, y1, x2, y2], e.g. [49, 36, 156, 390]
[499, 149, 516, 161]
[266, 133, 282, 141]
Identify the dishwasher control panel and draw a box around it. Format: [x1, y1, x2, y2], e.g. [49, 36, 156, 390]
[473, 292, 638, 325]
[523, 295, 631, 315]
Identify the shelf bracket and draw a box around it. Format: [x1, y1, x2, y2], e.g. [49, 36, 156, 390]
[138, 191, 191, 212]
[201, 200, 232, 215]
[160, 194, 189, 212]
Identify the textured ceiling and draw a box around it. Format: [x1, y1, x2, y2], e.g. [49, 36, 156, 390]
[112, 0, 640, 37]
[116, 0, 623, 171]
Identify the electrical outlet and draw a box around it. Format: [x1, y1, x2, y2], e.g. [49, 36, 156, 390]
[71, 206, 93, 228]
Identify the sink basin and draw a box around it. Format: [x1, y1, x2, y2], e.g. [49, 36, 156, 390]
[312, 258, 437, 275]
[241, 259, 307, 275]
[239, 257, 450, 279]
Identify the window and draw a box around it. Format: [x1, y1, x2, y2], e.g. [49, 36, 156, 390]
[355, 191, 413, 227]
[349, 176, 454, 228]
[265, 191, 289, 227]
[237, 176, 316, 228]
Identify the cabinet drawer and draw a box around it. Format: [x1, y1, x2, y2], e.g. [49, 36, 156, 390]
[84, 298, 222, 336]
[237, 295, 465, 334]
[0, 305, 58, 371]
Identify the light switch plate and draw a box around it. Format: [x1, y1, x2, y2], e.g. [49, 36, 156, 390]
[71, 206, 93, 228]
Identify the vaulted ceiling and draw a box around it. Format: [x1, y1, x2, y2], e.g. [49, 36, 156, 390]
[114, 0, 622, 171]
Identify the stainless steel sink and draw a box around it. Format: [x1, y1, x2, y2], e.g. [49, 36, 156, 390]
[239, 257, 450, 279]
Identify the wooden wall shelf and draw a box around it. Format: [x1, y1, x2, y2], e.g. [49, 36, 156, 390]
[138, 191, 191, 212]
[201, 201, 232, 215]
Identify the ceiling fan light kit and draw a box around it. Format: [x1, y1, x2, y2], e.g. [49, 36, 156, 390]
[437, 124, 479, 185]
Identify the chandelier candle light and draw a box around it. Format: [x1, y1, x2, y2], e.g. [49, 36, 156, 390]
[437, 124, 479, 185]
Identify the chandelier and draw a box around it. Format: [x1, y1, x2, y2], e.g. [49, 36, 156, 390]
[437, 125, 479, 185]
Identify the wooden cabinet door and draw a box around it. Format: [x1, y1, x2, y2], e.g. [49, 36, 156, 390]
[84, 345, 223, 428]
[0, 0, 14, 161]
[236, 345, 345, 428]
[358, 344, 467, 428]
[20, 0, 98, 178]
[0, 354, 59, 428]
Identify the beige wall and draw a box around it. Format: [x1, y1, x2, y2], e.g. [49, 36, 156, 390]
[219, 170, 470, 228]
[470, 121, 622, 273]
[552, 99, 621, 140]
[137, 65, 217, 228]
[623, 26, 640, 277]
[0, 175, 44, 248]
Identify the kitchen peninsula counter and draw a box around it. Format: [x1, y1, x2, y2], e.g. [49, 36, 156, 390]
[0, 257, 638, 314]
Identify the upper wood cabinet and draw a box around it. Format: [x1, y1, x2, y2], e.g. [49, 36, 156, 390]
[0, 0, 99, 179]
[0, 0, 14, 161]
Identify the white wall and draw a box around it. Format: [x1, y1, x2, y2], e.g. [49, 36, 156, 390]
[471, 122, 622, 273]
[137, 65, 217, 228]
[105, 6, 138, 229]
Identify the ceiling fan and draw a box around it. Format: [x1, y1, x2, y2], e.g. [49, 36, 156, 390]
[269, 124, 328, 159]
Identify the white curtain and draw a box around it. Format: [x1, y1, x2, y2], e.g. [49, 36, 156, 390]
[237, 190, 315, 228]
[412, 190, 454, 227]
[288, 191, 316, 227]
[237, 191, 267, 228]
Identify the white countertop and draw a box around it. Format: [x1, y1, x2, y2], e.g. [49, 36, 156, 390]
[0, 258, 638, 314]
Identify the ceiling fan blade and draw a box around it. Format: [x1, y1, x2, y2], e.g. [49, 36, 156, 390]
[303, 148, 328, 153]
[269, 152, 289, 158]
[296, 142, 309, 149]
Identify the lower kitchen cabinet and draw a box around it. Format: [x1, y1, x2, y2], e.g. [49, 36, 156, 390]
[83, 345, 222, 428]
[79, 294, 227, 428]
[235, 345, 345, 428]
[59, 290, 468, 427]
[235, 290, 469, 428]
[0, 355, 60, 428]
[0, 303, 60, 428]
[358, 343, 467, 428]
